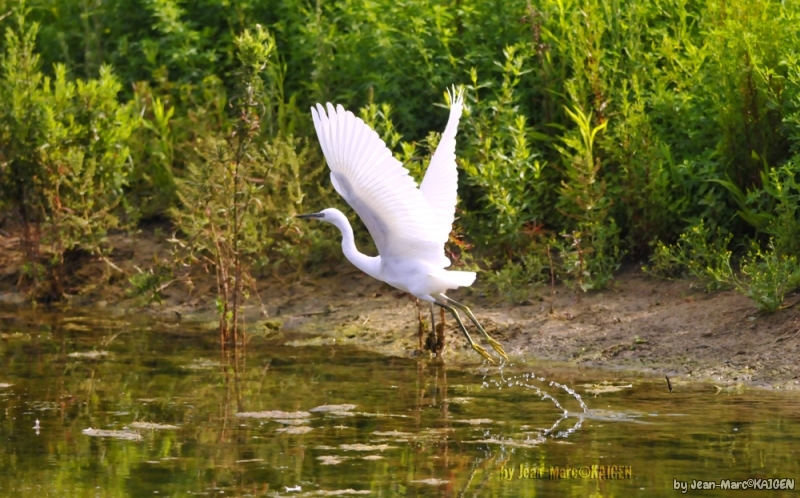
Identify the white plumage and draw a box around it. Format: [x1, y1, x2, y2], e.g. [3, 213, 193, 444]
[299, 87, 507, 363]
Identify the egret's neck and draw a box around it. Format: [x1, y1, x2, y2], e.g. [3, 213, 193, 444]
[327, 213, 381, 280]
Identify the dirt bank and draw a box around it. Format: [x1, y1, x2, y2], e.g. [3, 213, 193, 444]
[2, 228, 799, 389]
[245, 264, 800, 390]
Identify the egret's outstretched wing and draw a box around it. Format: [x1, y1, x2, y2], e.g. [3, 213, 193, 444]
[312, 103, 449, 267]
[419, 86, 464, 246]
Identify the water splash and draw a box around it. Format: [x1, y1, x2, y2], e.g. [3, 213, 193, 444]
[549, 380, 589, 413]
[481, 366, 589, 441]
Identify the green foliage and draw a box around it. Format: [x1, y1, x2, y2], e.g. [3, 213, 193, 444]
[483, 250, 550, 304]
[0, 6, 138, 296]
[460, 46, 547, 250]
[127, 263, 171, 304]
[169, 25, 329, 344]
[555, 106, 620, 291]
[737, 241, 800, 312]
[42, 63, 139, 244]
[603, 77, 685, 253]
[650, 221, 800, 312]
[129, 88, 176, 219]
[2, 0, 800, 309]
[713, 159, 800, 257]
[649, 220, 734, 291]
[0, 8, 49, 247]
[169, 25, 277, 346]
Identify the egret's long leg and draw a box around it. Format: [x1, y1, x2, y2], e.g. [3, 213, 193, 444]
[415, 298, 424, 352]
[429, 302, 441, 355]
[441, 296, 508, 361]
[429, 303, 436, 336]
[432, 302, 445, 354]
[435, 301, 494, 363]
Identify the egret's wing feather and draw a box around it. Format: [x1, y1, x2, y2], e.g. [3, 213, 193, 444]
[312, 103, 449, 266]
[419, 86, 464, 246]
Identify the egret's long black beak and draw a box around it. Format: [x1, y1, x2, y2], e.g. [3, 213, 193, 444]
[296, 212, 324, 220]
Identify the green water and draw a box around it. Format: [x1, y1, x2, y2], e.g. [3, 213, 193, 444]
[1, 308, 798, 497]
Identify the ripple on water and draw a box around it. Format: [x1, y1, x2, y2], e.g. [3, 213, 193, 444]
[453, 418, 495, 425]
[274, 418, 312, 425]
[411, 478, 449, 486]
[276, 426, 313, 434]
[583, 409, 653, 423]
[67, 350, 109, 359]
[183, 358, 222, 370]
[309, 404, 357, 413]
[129, 422, 180, 430]
[82, 428, 143, 441]
[371, 430, 412, 437]
[303, 491, 372, 496]
[236, 410, 312, 419]
[582, 381, 634, 395]
[339, 444, 395, 451]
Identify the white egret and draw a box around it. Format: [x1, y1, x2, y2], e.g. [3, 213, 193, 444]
[297, 87, 507, 363]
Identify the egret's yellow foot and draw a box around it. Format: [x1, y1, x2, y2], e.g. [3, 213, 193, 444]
[485, 336, 508, 361]
[471, 343, 495, 364]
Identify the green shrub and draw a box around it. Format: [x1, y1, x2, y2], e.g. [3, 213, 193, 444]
[483, 250, 550, 304]
[737, 241, 800, 312]
[460, 45, 547, 251]
[555, 106, 620, 291]
[169, 25, 332, 346]
[128, 87, 176, 219]
[0, 7, 138, 297]
[649, 220, 734, 291]
[649, 222, 800, 312]
[2, 0, 800, 308]
[714, 159, 800, 257]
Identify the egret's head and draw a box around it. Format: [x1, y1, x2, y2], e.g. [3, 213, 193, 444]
[295, 208, 343, 224]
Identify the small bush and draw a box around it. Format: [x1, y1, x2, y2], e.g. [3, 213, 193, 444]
[483, 250, 550, 304]
[0, 7, 139, 297]
[649, 222, 800, 311]
[169, 25, 333, 346]
[555, 106, 621, 291]
[460, 45, 547, 251]
[649, 220, 734, 291]
[737, 242, 800, 312]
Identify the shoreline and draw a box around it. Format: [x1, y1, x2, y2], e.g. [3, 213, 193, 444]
[1, 230, 799, 390]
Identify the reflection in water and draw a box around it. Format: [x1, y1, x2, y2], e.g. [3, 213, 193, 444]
[0, 308, 799, 497]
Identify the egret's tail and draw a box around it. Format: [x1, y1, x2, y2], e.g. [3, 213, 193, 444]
[428, 269, 476, 291]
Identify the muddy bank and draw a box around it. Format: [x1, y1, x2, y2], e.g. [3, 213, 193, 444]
[239, 265, 800, 390]
[1, 229, 799, 389]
